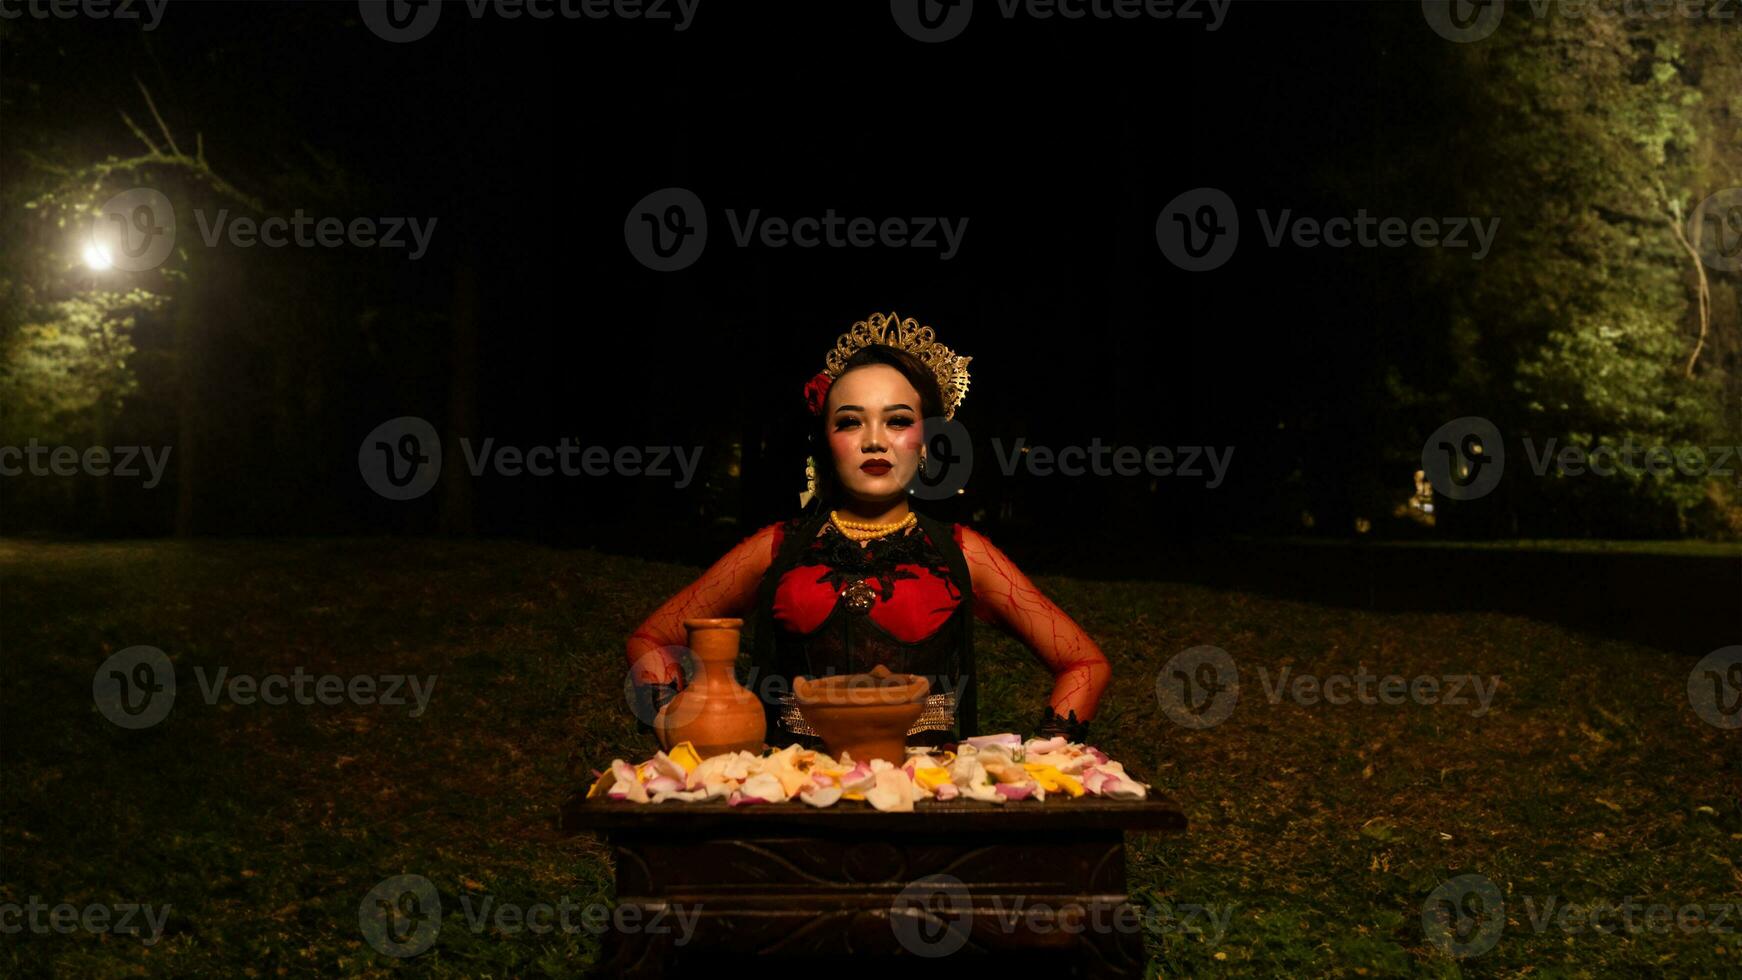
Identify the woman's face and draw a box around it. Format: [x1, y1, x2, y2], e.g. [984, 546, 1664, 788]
[824, 364, 925, 506]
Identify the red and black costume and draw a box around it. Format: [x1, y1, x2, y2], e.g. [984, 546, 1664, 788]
[629, 505, 1096, 747]
[750, 507, 976, 749]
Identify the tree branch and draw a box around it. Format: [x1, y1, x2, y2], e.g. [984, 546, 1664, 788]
[1662, 187, 1711, 380]
[134, 76, 181, 157]
[118, 110, 162, 157]
[29, 83, 265, 214]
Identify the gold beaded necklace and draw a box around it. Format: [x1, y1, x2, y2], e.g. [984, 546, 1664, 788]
[829, 509, 916, 543]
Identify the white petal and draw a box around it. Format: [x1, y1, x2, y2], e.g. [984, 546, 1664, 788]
[799, 785, 843, 808]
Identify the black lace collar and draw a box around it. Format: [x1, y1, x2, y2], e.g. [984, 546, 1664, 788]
[797, 521, 961, 604]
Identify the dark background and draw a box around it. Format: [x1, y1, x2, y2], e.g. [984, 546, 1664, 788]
[3, 1, 1738, 570]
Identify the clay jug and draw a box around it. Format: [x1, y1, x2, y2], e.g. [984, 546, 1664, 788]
[654, 618, 766, 757]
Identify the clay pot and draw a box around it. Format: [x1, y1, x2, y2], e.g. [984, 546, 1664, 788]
[654, 618, 765, 757]
[794, 665, 930, 765]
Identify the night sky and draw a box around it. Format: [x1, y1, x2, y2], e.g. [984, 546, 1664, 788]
[1, 1, 1720, 553]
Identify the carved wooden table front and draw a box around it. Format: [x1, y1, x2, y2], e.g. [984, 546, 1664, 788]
[560, 787, 1186, 977]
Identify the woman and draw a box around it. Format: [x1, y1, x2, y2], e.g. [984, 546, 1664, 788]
[625, 312, 1111, 749]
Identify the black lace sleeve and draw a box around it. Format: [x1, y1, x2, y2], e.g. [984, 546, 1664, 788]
[1036, 704, 1090, 743]
[631, 680, 683, 736]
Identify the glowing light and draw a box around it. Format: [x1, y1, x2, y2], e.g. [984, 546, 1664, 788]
[82, 243, 114, 271]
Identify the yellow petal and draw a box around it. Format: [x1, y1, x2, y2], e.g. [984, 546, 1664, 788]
[668, 742, 702, 773]
[913, 767, 953, 791]
[843, 792, 865, 801]
[772, 765, 809, 798]
[1023, 763, 1085, 797]
[586, 766, 617, 799]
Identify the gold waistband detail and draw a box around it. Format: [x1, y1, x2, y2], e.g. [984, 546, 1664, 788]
[777, 689, 958, 737]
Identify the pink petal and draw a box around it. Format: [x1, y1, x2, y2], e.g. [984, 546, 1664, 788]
[841, 764, 876, 792]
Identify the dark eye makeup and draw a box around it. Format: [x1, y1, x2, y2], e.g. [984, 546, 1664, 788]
[832, 413, 915, 431]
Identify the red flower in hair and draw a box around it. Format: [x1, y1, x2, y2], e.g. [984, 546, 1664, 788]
[803, 371, 833, 415]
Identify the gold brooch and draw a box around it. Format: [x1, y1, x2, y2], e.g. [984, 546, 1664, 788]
[841, 578, 878, 612]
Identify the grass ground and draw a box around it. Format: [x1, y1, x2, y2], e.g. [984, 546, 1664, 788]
[1250, 536, 1742, 558]
[1, 538, 1737, 977]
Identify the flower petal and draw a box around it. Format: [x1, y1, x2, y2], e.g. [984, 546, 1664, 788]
[799, 785, 843, 808]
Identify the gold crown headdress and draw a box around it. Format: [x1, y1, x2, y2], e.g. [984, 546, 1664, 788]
[809, 311, 972, 421]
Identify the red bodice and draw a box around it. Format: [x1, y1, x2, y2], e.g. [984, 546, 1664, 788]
[629, 510, 1107, 745]
[769, 520, 966, 643]
[757, 514, 975, 746]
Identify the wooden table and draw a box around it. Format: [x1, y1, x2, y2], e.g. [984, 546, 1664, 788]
[560, 779, 1186, 977]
